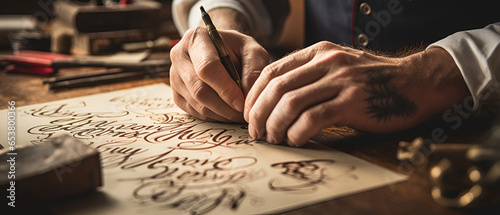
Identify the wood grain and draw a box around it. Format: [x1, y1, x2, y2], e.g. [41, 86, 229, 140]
[1, 62, 498, 214]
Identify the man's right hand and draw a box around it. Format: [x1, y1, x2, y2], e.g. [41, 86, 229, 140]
[170, 27, 269, 123]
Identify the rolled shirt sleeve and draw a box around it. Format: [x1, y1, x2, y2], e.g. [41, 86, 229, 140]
[428, 23, 500, 115]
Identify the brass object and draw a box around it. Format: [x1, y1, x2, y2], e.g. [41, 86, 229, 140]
[397, 131, 500, 208]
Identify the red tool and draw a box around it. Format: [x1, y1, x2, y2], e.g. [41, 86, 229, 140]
[1, 51, 72, 75]
[1, 50, 170, 75]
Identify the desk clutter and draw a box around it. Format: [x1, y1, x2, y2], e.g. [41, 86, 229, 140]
[55, 0, 179, 55]
[1, 50, 169, 74]
[0, 0, 177, 88]
[1, 0, 178, 55]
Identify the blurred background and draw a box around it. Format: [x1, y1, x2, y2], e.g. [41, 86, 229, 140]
[0, 0, 178, 54]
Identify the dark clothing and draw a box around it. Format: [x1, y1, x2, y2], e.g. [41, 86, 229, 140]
[305, 0, 500, 52]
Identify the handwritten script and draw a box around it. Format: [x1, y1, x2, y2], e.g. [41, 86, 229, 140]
[1, 84, 407, 215]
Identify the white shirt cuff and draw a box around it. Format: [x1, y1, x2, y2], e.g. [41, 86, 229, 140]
[427, 23, 500, 114]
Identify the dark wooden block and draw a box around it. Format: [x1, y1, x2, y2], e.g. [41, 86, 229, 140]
[0, 134, 102, 208]
[71, 22, 178, 54]
[55, 0, 162, 33]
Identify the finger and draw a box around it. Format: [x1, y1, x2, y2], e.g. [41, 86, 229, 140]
[173, 84, 231, 123]
[177, 97, 226, 122]
[286, 94, 348, 147]
[171, 70, 235, 123]
[244, 48, 314, 122]
[174, 40, 244, 122]
[265, 78, 342, 144]
[187, 28, 245, 112]
[170, 32, 236, 122]
[180, 72, 244, 122]
[185, 103, 229, 123]
[246, 61, 324, 140]
[225, 33, 269, 95]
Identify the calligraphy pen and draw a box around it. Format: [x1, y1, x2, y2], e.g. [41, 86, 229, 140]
[200, 6, 242, 90]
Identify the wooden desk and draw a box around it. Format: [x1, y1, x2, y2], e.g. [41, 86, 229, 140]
[0, 64, 498, 215]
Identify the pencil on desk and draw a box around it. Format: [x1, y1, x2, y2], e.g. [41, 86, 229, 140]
[2, 50, 170, 71]
[43, 67, 133, 84]
[44, 67, 168, 89]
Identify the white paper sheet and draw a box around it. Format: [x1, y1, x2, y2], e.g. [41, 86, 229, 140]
[0, 83, 407, 215]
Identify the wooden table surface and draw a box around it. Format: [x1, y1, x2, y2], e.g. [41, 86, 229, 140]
[1, 58, 498, 215]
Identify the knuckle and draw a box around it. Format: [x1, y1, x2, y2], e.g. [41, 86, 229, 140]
[197, 105, 212, 117]
[286, 133, 300, 145]
[315, 51, 355, 71]
[286, 129, 306, 147]
[268, 76, 288, 93]
[184, 27, 196, 37]
[301, 113, 316, 129]
[262, 63, 281, 79]
[316, 107, 331, 121]
[248, 109, 262, 125]
[321, 50, 344, 63]
[172, 92, 184, 107]
[195, 57, 218, 80]
[189, 27, 206, 44]
[245, 47, 269, 67]
[282, 92, 301, 110]
[170, 44, 182, 59]
[302, 110, 323, 128]
[246, 40, 268, 56]
[253, 44, 268, 56]
[267, 119, 286, 135]
[179, 28, 199, 49]
[309, 42, 351, 62]
[313, 41, 336, 50]
[192, 26, 204, 34]
[218, 84, 235, 99]
[191, 80, 209, 102]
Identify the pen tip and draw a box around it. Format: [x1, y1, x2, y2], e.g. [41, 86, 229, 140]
[200, 6, 206, 13]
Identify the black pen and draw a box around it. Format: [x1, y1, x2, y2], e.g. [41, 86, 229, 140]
[200, 6, 242, 90]
[44, 67, 168, 89]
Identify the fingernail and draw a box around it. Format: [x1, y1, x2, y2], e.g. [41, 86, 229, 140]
[243, 110, 249, 122]
[266, 135, 274, 144]
[233, 98, 244, 112]
[286, 138, 296, 147]
[258, 130, 266, 140]
[248, 124, 256, 138]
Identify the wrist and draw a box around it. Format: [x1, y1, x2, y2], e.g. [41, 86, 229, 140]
[404, 47, 471, 116]
[199, 8, 251, 35]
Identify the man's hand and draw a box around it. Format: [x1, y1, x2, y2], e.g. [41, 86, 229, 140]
[170, 27, 268, 122]
[244, 41, 470, 147]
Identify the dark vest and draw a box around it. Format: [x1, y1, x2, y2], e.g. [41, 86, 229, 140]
[305, 0, 500, 52]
